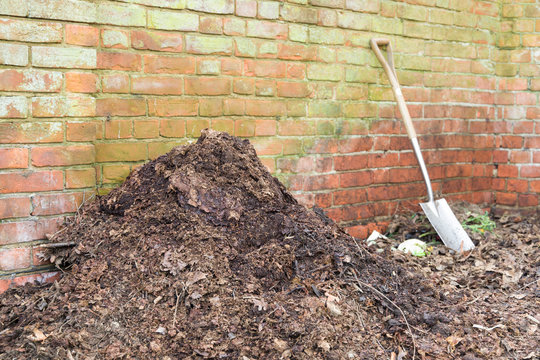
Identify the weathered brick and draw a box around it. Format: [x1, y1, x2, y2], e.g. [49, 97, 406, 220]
[0, 43, 28, 66]
[31, 193, 82, 216]
[66, 72, 97, 93]
[187, 0, 234, 14]
[65, 24, 99, 47]
[101, 74, 129, 93]
[277, 81, 312, 98]
[31, 145, 95, 167]
[185, 77, 231, 95]
[245, 59, 286, 78]
[31, 96, 66, 117]
[236, 0, 257, 17]
[224, 18, 246, 35]
[144, 54, 196, 74]
[186, 35, 233, 55]
[0, 148, 28, 169]
[102, 29, 129, 49]
[98, 52, 142, 71]
[233, 78, 255, 94]
[97, 2, 146, 26]
[105, 119, 132, 139]
[103, 164, 131, 184]
[0, 18, 62, 43]
[307, 64, 342, 81]
[132, 75, 183, 95]
[0, 170, 63, 194]
[245, 99, 286, 116]
[258, 1, 279, 19]
[0, 122, 63, 143]
[198, 59, 221, 75]
[160, 119, 186, 137]
[28, 0, 95, 22]
[200, 16, 223, 34]
[0, 217, 63, 245]
[0, 96, 27, 118]
[148, 9, 199, 31]
[32, 46, 96, 69]
[187, 119, 210, 137]
[148, 98, 198, 116]
[0, 69, 62, 92]
[254, 79, 275, 96]
[246, 20, 288, 39]
[67, 121, 97, 142]
[134, 119, 159, 138]
[132, 30, 183, 52]
[309, 27, 345, 44]
[0, 248, 31, 271]
[289, 24, 308, 43]
[235, 38, 257, 57]
[337, 11, 371, 30]
[66, 168, 96, 188]
[0, 0, 28, 16]
[96, 143, 147, 162]
[281, 4, 317, 24]
[96, 98, 146, 117]
[0, 197, 31, 219]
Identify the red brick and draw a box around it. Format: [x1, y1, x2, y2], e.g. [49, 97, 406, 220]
[32, 246, 51, 266]
[105, 119, 132, 139]
[0, 96, 27, 118]
[148, 98, 198, 117]
[333, 189, 367, 205]
[31, 193, 83, 216]
[96, 143, 147, 162]
[338, 137, 374, 153]
[340, 170, 373, 188]
[211, 119, 235, 134]
[0, 148, 28, 169]
[507, 179, 529, 193]
[278, 43, 317, 61]
[97, 52, 142, 71]
[144, 55, 196, 74]
[185, 77, 231, 95]
[287, 64, 306, 79]
[224, 99, 245, 116]
[334, 155, 368, 171]
[303, 174, 339, 191]
[131, 75, 183, 95]
[0, 197, 31, 219]
[32, 145, 95, 167]
[199, 98, 223, 117]
[519, 194, 538, 207]
[530, 180, 540, 193]
[67, 122, 97, 142]
[245, 59, 287, 78]
[234, 119, 256, 137]
[96, 98, 146, 117]
[159, 119, 186, 137]
[66, 72, 98, 93]
[65, 24, 99, 46]
[255, 119, 276, 136]
[245, 99, 286, 116]
[186, 119, 210, 137]
[233, 78, 255, 94]
[277, 157, 315, 173]
[277, 81, 312, 98]
[131, 30, 183, 52]
[66, 168, 96, 189]
[521, 165, 540, 178]
[496, 192, 517, 206]
[501, 135, 523, 149]
[0, 248, 31, 271]
[134, 119, 159, 139]
[0, 170, 63, 194]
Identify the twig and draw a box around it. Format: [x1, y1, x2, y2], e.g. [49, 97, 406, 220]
[173, 288, 180, 327]
[350, 269, 416, 360]
[39, 242, 76, 249]
[473, 323, 505, 331]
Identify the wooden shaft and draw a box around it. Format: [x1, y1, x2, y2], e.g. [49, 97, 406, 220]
[370, 38, 417, 140]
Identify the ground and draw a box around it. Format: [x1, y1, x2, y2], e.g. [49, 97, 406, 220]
[0, 130, 538, 359]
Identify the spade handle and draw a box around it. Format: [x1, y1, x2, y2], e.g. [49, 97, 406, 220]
[370, 38, 416, 140]
[371, 38, 434, 203]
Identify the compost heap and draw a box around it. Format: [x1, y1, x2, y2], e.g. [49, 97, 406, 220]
[1, 130, 537, 359]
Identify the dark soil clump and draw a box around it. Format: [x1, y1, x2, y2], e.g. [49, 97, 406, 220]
[1, 130, 538, 359]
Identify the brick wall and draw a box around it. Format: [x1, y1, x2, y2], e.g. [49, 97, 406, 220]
[0, 0, 538, 287]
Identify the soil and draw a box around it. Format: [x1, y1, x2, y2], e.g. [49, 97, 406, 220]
[0, 130, 538, 359]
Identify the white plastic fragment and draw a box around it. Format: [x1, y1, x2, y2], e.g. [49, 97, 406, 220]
[397, 239, 428, 257]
